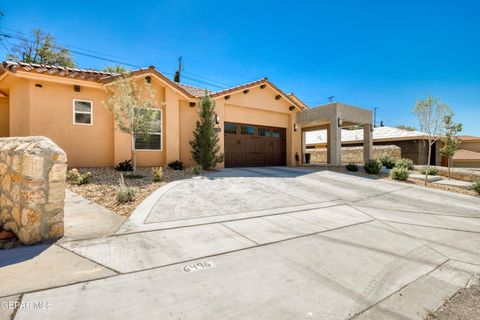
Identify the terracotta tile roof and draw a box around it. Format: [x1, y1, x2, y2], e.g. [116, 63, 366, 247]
[101, 66, 195, 99]
[1, 61, 306, 109]
[177, 83, 212, 97]
[0, 61, 116, 82]
[453, 149, 480, 161]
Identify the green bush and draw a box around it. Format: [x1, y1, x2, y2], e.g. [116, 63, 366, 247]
[419, 166, 438, 175]
[168, 160, 184, 171]
[123, 174, 144, 180]
[115, 159, 133, 172]
[66, 169, 92, 185]
[152, 167, 163, 181]
[346, 163, 358, 171]
[390, 167, 410, 180]
[363, 159, 382, 174]
[395, 158, 414, 170]
[472, 181, 480, 195]
[116, 186, 136, 203]
[380, 156, 396, 169]
[192, 165, 202, 175]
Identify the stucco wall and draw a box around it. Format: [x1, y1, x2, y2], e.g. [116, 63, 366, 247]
[0, 97, 8, 137]
[0, 136, 66, 244]
[308, 145, 401, 164]
[26, 80, 114, 168]
[9, 78, 30, 137]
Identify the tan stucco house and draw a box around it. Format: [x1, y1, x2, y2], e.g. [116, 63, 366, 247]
[0, 61, 373, 168]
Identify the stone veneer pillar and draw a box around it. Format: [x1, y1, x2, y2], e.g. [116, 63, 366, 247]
[0, 136, 67, 244]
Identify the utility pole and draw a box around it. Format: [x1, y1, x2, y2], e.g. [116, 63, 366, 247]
[373, 107, 378, 127]
[173, 56, 182, 82]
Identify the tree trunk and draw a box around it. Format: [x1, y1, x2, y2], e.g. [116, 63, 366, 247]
[131, 134, 137, 173]
[425, 141, 432, 186]
[448, 156, 451, 180]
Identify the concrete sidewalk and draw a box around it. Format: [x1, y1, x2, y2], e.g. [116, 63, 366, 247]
[2, 168, 480, 320]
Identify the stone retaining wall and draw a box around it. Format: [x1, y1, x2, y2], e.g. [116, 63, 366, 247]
[308, 145, 401, 164]
[415, 165, 480, 182]
[0, 136, 67, 244]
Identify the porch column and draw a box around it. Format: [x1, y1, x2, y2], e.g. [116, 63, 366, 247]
[301, 130, 306, 163]
[363, 123, 373, 162]
[328, 120, 341, 166]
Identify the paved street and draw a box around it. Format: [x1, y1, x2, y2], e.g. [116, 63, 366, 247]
[2, 167, 480, 320]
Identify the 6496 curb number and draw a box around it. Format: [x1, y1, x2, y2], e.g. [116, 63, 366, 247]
[182, 261, 215, 273]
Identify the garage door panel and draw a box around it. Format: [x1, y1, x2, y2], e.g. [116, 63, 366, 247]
[224, 122, 286, 167]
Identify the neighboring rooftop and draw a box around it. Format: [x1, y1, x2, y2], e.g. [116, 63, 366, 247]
[306, 126, 428, 145]
[459, 135, 480, 141]
[176, 83, 212, 97]
[453, 149, 480, 161]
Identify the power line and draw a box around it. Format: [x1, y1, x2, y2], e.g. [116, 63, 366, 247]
[0, 31, 234, 90]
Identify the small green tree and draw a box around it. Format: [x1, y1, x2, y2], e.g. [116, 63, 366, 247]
[413, 96, 450, 185]
[190, 94, 224, 170]
[103, 65, 130, 74]
[440, 113, 462, 180]
[103, 76, 159, 172]
[395, 125, 417, 131]
[6, 29, 76, 67]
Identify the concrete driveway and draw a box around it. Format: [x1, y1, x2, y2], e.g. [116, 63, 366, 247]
[3, 167, 480, 320]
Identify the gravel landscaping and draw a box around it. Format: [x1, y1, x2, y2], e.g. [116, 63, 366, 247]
[425, 278, 480, 320]
[67, 167, 197, 216]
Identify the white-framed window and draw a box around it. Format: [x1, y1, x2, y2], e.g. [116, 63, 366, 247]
[133, 108, 162, 151]
[73, 99, 93, 125]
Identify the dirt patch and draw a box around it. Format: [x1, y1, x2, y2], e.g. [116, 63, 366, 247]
[67, 167, 196, 216]
[425, 282, 480, 320]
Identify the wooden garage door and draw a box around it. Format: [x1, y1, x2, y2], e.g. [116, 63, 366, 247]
[224, 122, 286, 167]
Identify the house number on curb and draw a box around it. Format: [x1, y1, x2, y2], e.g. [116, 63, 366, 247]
[182, 261, 215, 273]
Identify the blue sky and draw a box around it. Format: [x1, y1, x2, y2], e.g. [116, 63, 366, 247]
[1, 0, 479, 134]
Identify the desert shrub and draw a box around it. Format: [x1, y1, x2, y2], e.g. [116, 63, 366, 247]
[395, 158, 414, 170]
[472, 181, 480, 195]
[419, 166, 438, 175]
[168, 160, 184, 171]
[380, 156, 396, 169]
[363, 159, 382, 174]
[116, 174, 136, 203]
[192, 165, 202, 175]
[115, 159, 133, 172]
[66, 169, 92, 185]
[390, 167, 409, 180]
[116, 187, 136, 203]
[152, 167, 163, 181]
[346, 163, 358, 171]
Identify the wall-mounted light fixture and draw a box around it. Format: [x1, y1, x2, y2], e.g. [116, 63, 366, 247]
[189, 102, 196, 107]
[275, 95, 281, 100]
[289, 106, 295, 111]
[370, 124, 374, 132]
[243, 89, 249, 94]
[294, 123, 298, 132]
[215, 114, 220, 124]
[259, 84, 266, 89]
[35, 83, 42, 88]
[74, 85, 81, 92]
[338, 118, 343, 127]
[145, 76, 151, 83]
[224, 95, 230, 100]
